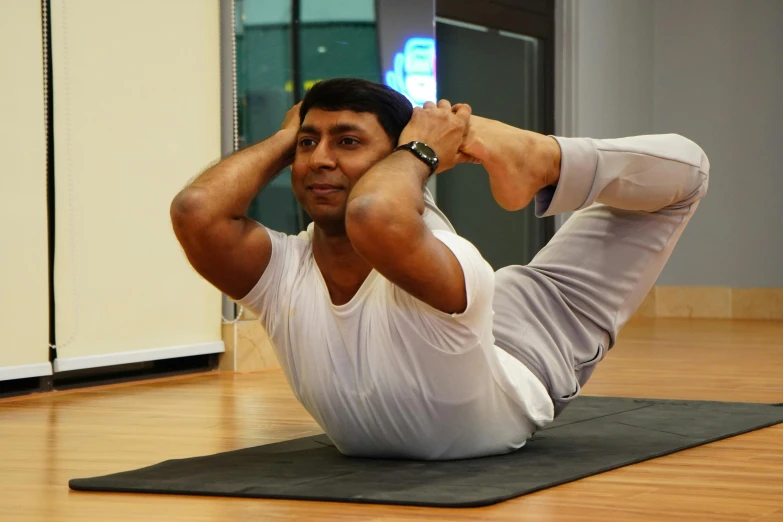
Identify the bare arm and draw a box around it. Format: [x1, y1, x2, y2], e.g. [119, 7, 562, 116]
[170, 105, 300, 300]
[345, 101, 470, 314]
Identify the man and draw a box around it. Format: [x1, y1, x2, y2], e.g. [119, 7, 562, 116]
[171, 78, 709, 460]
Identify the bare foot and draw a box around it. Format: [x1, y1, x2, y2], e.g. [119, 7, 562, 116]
[459, 116, 561, 211]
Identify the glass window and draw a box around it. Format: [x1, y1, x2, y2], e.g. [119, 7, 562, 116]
[299, 0, 381, 86]
[234, 0, 380, 234]
[235, 0, 299, 233]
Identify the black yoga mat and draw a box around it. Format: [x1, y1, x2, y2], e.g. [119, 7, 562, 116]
[70, 397, 783, 507]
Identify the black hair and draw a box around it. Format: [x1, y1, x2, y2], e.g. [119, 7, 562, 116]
[299, 78, 413, 145]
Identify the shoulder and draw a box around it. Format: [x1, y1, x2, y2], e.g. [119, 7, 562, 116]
[236, 225, 313, 311]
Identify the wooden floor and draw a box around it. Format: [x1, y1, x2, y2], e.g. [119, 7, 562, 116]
[2, 318, 783, 522]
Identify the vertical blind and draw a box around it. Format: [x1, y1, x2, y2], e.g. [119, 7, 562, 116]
[50, 0, 224, 370]
[0, 1, 51, 380]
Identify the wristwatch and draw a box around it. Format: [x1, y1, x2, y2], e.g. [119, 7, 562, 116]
[394, 141, 439, 175]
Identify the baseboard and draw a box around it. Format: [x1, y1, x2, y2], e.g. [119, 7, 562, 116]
[220, 320, 280, 373]
[53, 341, 225, 373]
[635, 286, 783, 320]
[655, 286, 732, 319]
[0, 362, 53, 382]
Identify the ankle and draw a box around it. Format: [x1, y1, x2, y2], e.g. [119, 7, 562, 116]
[530, 135, 561, 190]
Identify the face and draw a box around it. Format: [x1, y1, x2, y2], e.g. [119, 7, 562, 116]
[292, 109, 394, 235]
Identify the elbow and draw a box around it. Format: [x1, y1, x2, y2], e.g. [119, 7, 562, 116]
[170, 188, 210, 236]
[345, 195, 389, 241]
[345, 195, 408, 255]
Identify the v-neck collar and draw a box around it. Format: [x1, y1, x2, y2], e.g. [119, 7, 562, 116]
[307, 224, 380, 315]
[313, 260, 379, 315]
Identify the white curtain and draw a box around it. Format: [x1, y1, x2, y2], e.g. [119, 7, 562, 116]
[0, 2, 51, 380]
[50, 0, 224, 371]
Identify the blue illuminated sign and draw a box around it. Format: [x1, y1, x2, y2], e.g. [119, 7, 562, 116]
[384, 37, 437, 107]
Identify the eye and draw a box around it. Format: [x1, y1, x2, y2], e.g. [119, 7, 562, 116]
[299, 137, 316, 147]
[339, 137, 360, 146]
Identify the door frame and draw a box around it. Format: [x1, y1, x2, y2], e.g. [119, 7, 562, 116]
[435, 0, 556, 240]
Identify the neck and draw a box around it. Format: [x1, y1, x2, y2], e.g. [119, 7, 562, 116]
[312, 224, 373, 305]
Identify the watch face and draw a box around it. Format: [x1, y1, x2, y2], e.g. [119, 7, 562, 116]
[412, 141, 436, 160]
[395, 141, 439, 173]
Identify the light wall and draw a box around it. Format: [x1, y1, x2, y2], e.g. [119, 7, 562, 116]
[559, 0, 783, 289]
[652, 0, 783, 287]
[572, 0, 654, 139]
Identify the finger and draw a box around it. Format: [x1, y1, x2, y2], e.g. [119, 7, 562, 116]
[423, 101, 437, 110]
[453, 103, 472, 124]
[452, 103, 471, 114]
[437, 99, 452, 112]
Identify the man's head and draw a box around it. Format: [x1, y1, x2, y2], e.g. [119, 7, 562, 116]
[291, 78, 414, 235]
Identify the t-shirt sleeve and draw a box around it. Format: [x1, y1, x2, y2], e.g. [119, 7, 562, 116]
[393, 230, 496, 354]
[235, 227, 303, 336]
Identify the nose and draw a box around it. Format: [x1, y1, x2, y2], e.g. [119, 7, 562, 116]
[309, 140, 336, 171]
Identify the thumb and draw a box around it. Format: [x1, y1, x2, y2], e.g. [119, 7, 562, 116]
[456, 151, 481, 165]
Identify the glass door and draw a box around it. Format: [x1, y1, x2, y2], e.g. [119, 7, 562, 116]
[435, 0, 555, 268]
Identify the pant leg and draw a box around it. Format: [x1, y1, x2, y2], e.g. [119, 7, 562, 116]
[493, 134, 710, 415]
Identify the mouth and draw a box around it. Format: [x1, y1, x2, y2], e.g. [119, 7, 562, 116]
[308, 184, 343, 196]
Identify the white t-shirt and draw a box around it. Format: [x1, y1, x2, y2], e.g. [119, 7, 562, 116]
[239, 195, 554, 460]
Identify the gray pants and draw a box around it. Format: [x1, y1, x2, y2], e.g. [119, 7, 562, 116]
[491, 134, 710, 415]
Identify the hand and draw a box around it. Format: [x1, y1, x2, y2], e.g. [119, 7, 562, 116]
[280, 102, 302, 133]
[451, 104, 482, 165]
[398, 100, 471, 174]
[277, 102, 302, 166]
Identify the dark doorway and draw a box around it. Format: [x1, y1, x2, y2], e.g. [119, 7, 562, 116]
[435, 0, 555, 269]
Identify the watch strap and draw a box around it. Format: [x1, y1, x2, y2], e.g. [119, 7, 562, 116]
[394, 141, 439, 175]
